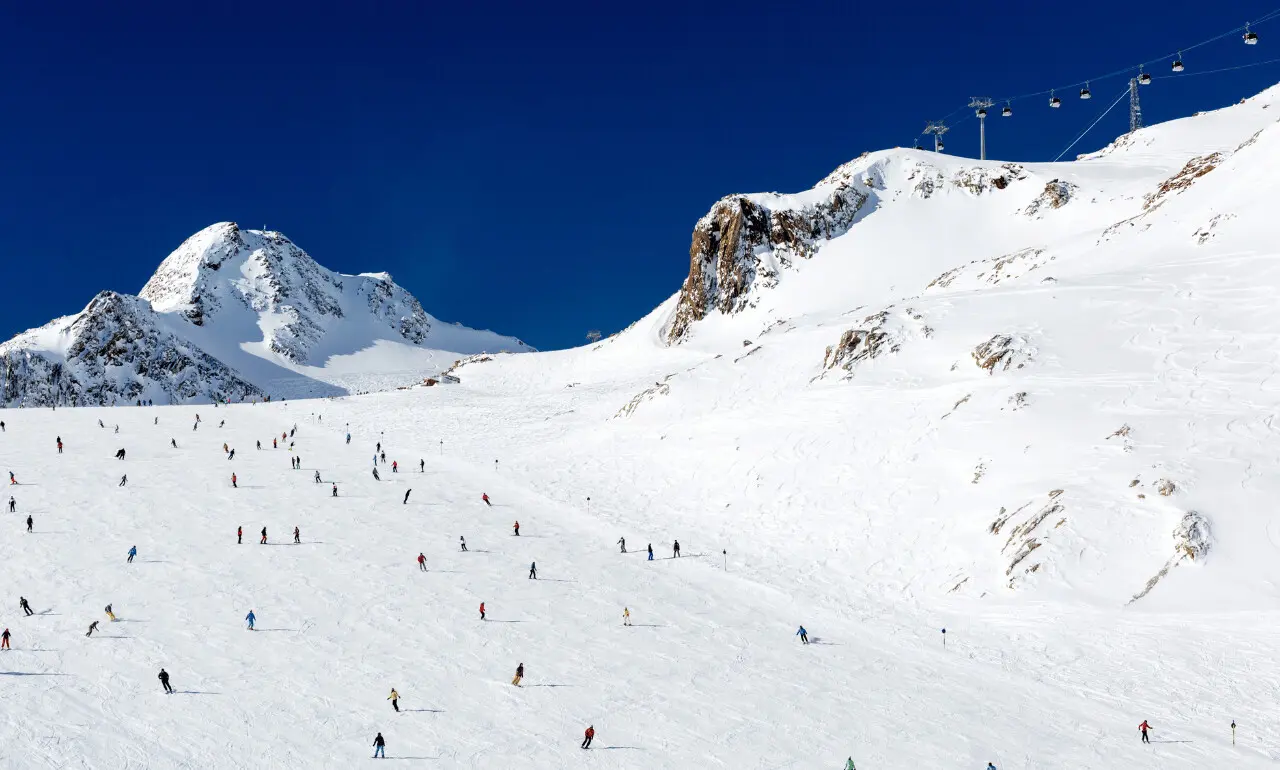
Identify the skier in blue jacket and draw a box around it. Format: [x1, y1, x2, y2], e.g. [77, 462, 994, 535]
[127, 545, 137, 563]
[796, 626, 809, 644]
[245, 610, 256, 630]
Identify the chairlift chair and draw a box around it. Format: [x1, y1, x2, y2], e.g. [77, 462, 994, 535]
[1245, 24, 1259, 45]
[976, 107, 987, 118]
[1138, 68, 1151, 85]
[1172, 53, 1185, 72]
[1002, 103, 1012, 117]
[937, 140, 945, 152]
[1050, 90, 1061, 108]
[1080, 83, 1092, 99]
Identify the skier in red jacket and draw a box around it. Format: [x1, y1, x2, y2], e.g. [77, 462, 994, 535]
[479, 602, 486, 620]
[581, 725, 594, 749]
[482, 493, 491, 506]
[417, 553, 426, 571]
[1139, 720, 1151, 744]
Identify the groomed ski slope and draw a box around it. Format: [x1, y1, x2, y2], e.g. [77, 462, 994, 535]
[1, 399, 1277, 769]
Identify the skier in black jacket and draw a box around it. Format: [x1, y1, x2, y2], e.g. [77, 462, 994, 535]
[158, 668, 173, 694]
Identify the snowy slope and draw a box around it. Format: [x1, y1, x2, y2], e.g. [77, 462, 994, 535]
[7, 85, 1280, 769]
[0, 223, 529, 405]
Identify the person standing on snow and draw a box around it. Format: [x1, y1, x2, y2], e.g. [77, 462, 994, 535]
[581, 725, 595, 749]
[985, 764, 995, 770]
[647, 543, 653, 560]
[7, 497, 13, 512]
[403, 489, 411, 505]
[372, 732, 385, 758]
[618, 537, 626, 553]
[231, 473, 237, 488]
[372, 467, 380, 481]
[20, 597, 33, 616]
[118, 475, 127, 487]
[26, 515, 33, 533]
[479, 602, 486, 620]
[796, 625, 809, 644]
[387, 688, 400, 712]
[417, 553, 426, 571]
[459, 536, 467, 552]
[528, 562, 537, 579]
[623, 607, 631, 626]
[273, 438, 277, 449]
[56, 438, 62, 454]
[391, 461, 398, 473]
[1, 628, 10, 649]
[238, 526, 243, 544]
[86, 620, 99, 637]
[260, 527, 268, 545]
[346, 433, 351, 445]
[1139, 720, 1152, 744]
[171, 438, 177, 448]
[293, 527, 300, 544]
[127, 545, 137, 563]
[673, 540, 681, 557]
[245, 610, 256, 630]
[513, 521, 519, 536]
[105, 604, 116, 621]
[158, 668, 173, 694]
[380, 451, 386, 464]
[332, 484, 338, 497]
[483, 493, 491, 507]
[419, 459, 424, 472]
[314, 470, 322, 484]
[848, 759, 858, 770]
[512, 663, 524, 686]
[257, 440, 261, 450]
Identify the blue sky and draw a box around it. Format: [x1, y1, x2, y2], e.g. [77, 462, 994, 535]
[3, 1, 1280, 350]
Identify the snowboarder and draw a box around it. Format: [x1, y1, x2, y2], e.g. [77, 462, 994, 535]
[647, 543, 653, 560]
[673, 540, 681, 557]
[623, 607, 631, 626]
[119, 475, 127, 487]
[512, 663, 524, 686]
[159, 668, 173, 694]
[372, 467, 380, 481]
[528, 562, 537, 579]
[26, 515, 32, 533]
[238, 526, 243, 544]
[513, 521, 520, 536]
[796, 625, 809, 644]
[245, 610, 256, 630]
[105, 604, 116, 621]
[618, 536, 626, 553]
[581, 725, 595, 749]
[127, 545, 137, 563]
[7, 497, 13, 512]
[417, 553, 426, 571]
[314, 470, 321, 484]
[372, 733, 385, 758]
[115, 448, 126, 460]
[293, 526, 300, 544]
[419, 459, 424, 472]
[8, 471, 14, 485]
[388, 688, 399, 712]
[459, 536, 467, 552]
[261, 527, 268, 544]
[86, 620, 99, 637]
[479, 602, 486, 620]
[231, 473, 237, 488]
[483, 493, 491, 507]
[1140, 720, 1151, 744]
[332, 484, 338, 497]
[403, 489, 411, 504]
[1, 628, 10, 649]
[848, 760, 859, 770]
[20, 597, 32, 616]
[391, 461, 398, 473]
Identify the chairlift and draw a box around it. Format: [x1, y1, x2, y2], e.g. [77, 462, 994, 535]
[1138, 66, 1151, 85]
[1001, 103, 1012, 117]
[976, 107, 987, 118]
[1172, 52, 1185, 72]
[1245, 24, 1259, 45]
[1050, 90, 1061, 108]
[937, 140, 945, 152]
[1080, 83, 1092, 100]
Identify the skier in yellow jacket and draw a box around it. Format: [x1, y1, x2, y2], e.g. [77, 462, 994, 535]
[388, 688, 400, 712]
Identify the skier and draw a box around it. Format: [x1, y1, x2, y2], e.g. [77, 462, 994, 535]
[796, 625, 809, 644]
[673, 540, 681, 557]
[479, 602, 486, 620]
[1, 628, 10, 649]
[372, 467, 380, 481]
[417, 553, 427, 571]
[419, 459, 424, 472]
[261, 527, 268, 544]
[171, 439, 177, 448]
[848, 760, 859, 770]
[985, 764, 995, 770]
[623, 607, 631, 626]
[459, 536, 467, 552]
[8, 471, 14, 485]
[105, 604, 116, 621]
[219, 420, 225, 428]
[245, 610, 256, 630]
[376, 441, 381, 452]
[529, 561, 537, 579]
[99, 419, 105, 428]
[391, 461, 398, 473]
[293, 526, 300, 544]
[119, 475, 127, 487]
[581, 725, 595, 749]
[159, 668, 173, 694]
[380, 451, 386, 464]
[647, 543, 653, 561]
[127, 545, 137, 563]
[1139, 720, 1151, 744]
[7, 496, 13, 512]
[512, 663, 524, 686]
[618, 537, 626, 553]
[257, 440, 261, 450]
[513, 521, 520, 536]
[238, 526, 243, 544]
[193, 422, 198, 432]
[231, 473, 237, 488]
[346, 433, 351, 445]
[403, 489, 411, 505]
[332, 484, 338, 497]
[372, 454, 377, 466]
[223, 443, 229, 454]
[115, 448, 126, 460]
[20, 597, 32, 616]
[388, 688, 399, 712]
[273, 438, 277, 449]
[26, 515, 32, 533]
[57, 439, 63, 454]
[483, 493, 491, 507]
[314, 470, 322, 484]
[372, 732, 385, 758]
[228, 449, 235, 460]
[86, 620, 99, 637]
